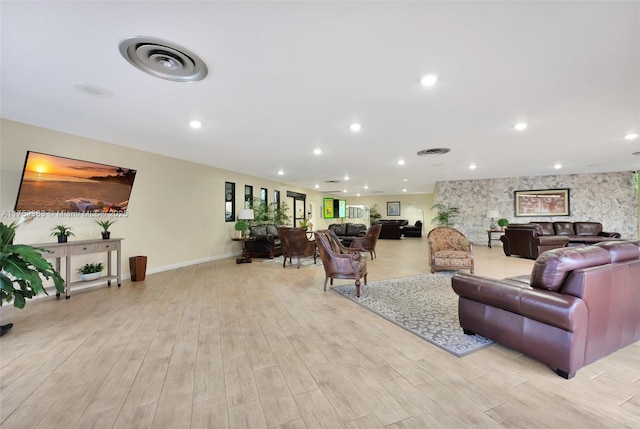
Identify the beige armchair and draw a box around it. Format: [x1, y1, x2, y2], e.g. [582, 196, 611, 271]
[427, 227, 474, 274]
[315, 230, 368, 297]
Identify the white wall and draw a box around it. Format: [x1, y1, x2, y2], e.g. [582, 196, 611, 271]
[0, 119, 326, 280]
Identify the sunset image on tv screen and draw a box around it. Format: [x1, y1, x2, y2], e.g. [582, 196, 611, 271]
[14, 151, 136, 212]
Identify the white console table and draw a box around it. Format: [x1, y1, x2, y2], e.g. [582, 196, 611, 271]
[30, 238, 123, 299]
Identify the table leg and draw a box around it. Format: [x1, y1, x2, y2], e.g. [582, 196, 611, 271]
[488, 231, 492, 248]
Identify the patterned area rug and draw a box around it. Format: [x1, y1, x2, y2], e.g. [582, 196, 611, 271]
[332, 273, 494, 357]
[261, 255, 322, 267]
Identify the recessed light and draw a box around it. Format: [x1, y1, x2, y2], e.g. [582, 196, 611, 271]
[343, 189, 347, 193]
[403, 178, 408, 182]
[364, 185, 369, 189]
[189, 120, 202, 129]
[315, 184, 319, 189]
[350, 123, 361, 132]
[469, 164, 477, 170]
[356, 193, 361, 197]
[420, 74, 438, 87]
[554, 163, 562, 169]
[625, 133, 638, 140]
[514, 122, 528, 131]
[313, 148, 322, 155]
[402, 189, 407, 192]
[278, 170, 284, 176]
[398, 159, 405, 165]
[344, 175, 350, 181]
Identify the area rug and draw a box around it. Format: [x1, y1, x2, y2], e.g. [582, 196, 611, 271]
[332, 273, 494, 357]
[261, 255, 322, 268]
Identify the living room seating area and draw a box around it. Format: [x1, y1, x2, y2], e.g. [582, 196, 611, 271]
[501, 221, 621, 259]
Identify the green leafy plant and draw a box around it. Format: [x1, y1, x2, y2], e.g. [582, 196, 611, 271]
[78, 262, 103, 274]
[270, 201, 291, 226]
[298, 218, 310, 229]
[1, 220, 65, 308]
[94, 219, 116, 232]
[234, 220, 248, 232]
[497, 218, 509, 229]
[431, 204, 461, 227]
[368, 204, 382, 222]
[49, 224, 74, 238]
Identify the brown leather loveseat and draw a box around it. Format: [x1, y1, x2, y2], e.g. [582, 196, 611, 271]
[452, 241, 640, 379]
[501, 221, 621, 259]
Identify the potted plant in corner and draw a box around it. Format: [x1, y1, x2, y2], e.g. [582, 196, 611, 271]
[95, 219, 116, 239]
[234, 219, 248, 238]
[50, 224, 74, 243]
[431, 204, 461, 227]
[78, 262, 103, 281]
[497, 218, 509, 230]
[1, 219, 65, 316]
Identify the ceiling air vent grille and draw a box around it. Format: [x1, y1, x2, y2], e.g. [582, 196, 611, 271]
[119, 36, 208, 82]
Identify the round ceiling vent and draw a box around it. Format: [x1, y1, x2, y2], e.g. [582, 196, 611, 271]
[417, 148, 451, 156]
[325, 180, 341, 183]
[118, 36, 208, 82]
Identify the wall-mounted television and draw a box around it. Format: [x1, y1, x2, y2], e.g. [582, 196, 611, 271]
[14, 151, 136, 213]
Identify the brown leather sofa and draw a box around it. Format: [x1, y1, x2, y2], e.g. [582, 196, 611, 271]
[501, 221, 621, 259]
[452, 241, 640, 379]
[374, 219, 409, 239]
[402, 221, 422, 237]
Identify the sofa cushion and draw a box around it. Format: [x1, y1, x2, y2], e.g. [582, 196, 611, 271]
[595, 241, 640, 262]
[532, 222, 554, 235]
[252, 225, 267, 236]
[574, 222, 603, 236]
[531, 246, 611, 291]
[266, 224, 279, 237]
[553, 222, 575, 236]
[346, 223, 366, 236]
[329, 224, 346, 236]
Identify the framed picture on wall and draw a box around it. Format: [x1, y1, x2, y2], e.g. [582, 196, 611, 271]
[514, 188, 570, 216]
[387, 201, 401, 216]
[323, 198, 334, 219]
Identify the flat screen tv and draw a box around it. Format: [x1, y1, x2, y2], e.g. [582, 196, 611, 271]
[14, 151, 136, 213]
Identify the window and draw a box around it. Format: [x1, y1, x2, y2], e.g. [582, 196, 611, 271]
[274, 190, 280, 208]
[225, 182, 235, 222]
[244, 185, 253, 209]
[261, 188, 268, 205]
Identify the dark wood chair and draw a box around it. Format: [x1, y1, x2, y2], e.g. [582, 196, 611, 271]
[427, 226, 474, 274]
[349, 224, 382, 259]
[277, 227, 317, 269]
[315, 230, 367, 297]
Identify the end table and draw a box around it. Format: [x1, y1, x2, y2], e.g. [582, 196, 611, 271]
[487, 230, 503, 248]
[232, 237, 255, 264]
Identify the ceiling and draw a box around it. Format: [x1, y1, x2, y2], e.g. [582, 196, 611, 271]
[1, 1, 638, 195]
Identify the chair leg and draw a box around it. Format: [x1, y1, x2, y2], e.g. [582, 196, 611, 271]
[355, 278, 361, 297]
[323, 277, 329, 291]
[282, 256, 286, 268]
[297, 256, 301, 269]
[364, 273, 367, 285]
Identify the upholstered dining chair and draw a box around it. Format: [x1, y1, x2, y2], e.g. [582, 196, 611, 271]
[427, 226, 474, 274]
[277, 227, 317, 269]
[349, 224, 382, 259]
[315, 230, 368, 297]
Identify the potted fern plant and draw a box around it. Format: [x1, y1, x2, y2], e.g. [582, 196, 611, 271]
[50, 224, 74, 243]
[431, 204, 461, 227]
[78, 262, 103, 281]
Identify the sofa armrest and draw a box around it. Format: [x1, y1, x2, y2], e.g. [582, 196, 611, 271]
[536, 235, 570, 246]
[452, 273, 586, 332]
[599, 231, 621, 238]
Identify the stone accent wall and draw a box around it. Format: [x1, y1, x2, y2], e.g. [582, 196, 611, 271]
[434, 172, 638, 245]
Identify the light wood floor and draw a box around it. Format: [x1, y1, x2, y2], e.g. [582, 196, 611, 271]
[0, 238, 638, 428]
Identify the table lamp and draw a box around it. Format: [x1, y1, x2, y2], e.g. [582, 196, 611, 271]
[486, 210, 499, 230]
[238, 209, 254, 237]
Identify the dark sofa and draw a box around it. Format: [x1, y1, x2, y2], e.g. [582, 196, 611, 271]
[246, 223, 283, 258]
[501, 221, 621, 259]
[452, 240, 640, 379]
[374, 219, 409, 239]
[402, 221, 422, 237]
[328, 223, 366, 245]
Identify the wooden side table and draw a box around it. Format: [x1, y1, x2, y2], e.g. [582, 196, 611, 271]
[232, 237, 255, 264]
[487, 230, 503, 248]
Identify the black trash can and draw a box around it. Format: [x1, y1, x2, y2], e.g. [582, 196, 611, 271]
[129, 256, 147, 282]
